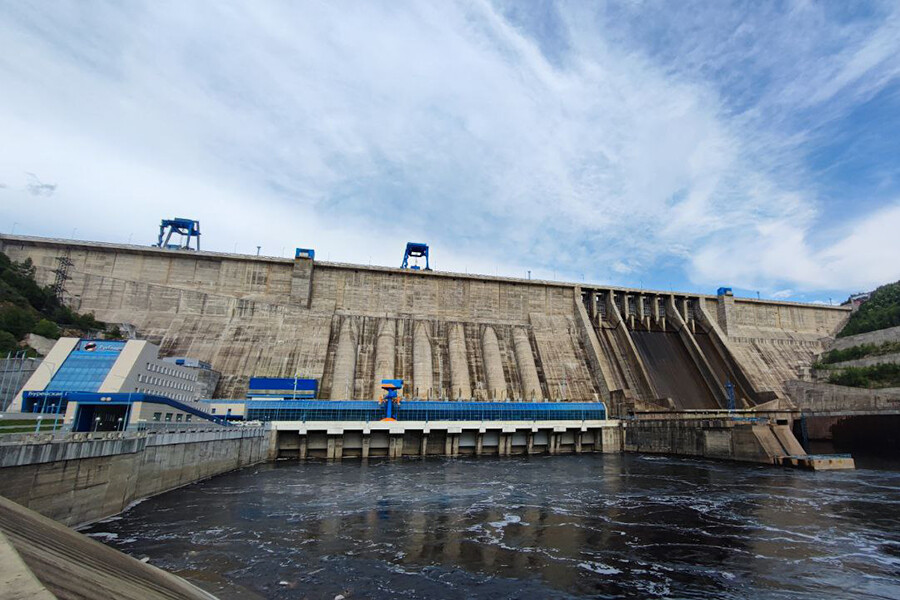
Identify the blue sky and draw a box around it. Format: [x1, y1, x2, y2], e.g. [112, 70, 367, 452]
[1, 1, 898, 303]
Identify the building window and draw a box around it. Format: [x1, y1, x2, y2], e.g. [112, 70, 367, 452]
[164, 413, 173, 422]
[153, 412, 161, 422]
[211, 408, 216, 414]
[44, 343, 125, 393]
[176, 414, 183, 422]
[185, 415, 192, 422]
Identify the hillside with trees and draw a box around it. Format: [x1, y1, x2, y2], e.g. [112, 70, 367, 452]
[838, 281, 900, 337]
[0, 251, 118, 355]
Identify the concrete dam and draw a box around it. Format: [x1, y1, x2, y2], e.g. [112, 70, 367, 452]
[0, 235, 849, 415]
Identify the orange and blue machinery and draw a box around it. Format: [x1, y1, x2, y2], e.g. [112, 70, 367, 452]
[379, 379, 403, 421]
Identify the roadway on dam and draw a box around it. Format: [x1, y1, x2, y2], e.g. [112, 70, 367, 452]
[84, 454, 900, 599]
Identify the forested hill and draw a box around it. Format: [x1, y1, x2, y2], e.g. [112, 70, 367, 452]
[839, 281, 900, 337]
[0, 251, 116, 355]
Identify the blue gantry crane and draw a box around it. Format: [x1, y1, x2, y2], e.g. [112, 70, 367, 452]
[156, 218, 201, 251]
[401, 242, 431, 271]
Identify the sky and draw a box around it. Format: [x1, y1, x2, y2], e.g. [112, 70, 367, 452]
[1, 1, 898, 303]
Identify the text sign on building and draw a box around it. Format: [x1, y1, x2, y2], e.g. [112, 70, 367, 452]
[75, 340, 126, 354]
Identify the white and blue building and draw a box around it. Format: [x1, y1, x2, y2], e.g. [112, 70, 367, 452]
[11, 338, 221, 431]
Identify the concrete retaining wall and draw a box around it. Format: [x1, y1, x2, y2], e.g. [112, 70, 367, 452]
[820, 352, 900, 370]
[813, 352, 900, 382]
[0, 428, 268, 526]
[623, 418, 804, 464]
[786, 380, 900, 415]
[829, 325, 900, 351]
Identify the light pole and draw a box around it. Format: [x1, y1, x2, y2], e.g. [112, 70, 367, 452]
[117, 417, 124, 431]
[93, 416, 101, 432]
[34, 415, 42, 433]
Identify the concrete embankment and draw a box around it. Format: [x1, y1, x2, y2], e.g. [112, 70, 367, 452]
[624, 417, 828, 466]
[269, 420, 623, 459]
[0, 428, 268, 527]
[0, 495, 217, 600]
[269, 417, 847, 468]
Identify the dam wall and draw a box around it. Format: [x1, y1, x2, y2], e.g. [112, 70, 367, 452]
[0, 427, 267, 526]
[0, 235, 849, 415]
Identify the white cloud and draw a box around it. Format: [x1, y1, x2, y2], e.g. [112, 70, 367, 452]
[0, 2, 897, 294]
[691, 202, 900, 291]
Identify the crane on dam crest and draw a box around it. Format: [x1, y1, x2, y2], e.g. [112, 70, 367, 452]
[156, 218, 201, 251]
[401, 242, 431, 270]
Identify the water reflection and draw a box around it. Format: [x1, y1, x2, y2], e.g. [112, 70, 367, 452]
[84, 455, 900, 599]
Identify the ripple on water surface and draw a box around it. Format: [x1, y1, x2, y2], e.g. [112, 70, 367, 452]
[84, 454, 900, 599]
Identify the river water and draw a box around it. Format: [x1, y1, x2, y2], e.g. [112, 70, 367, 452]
[84, 454, 900, 599]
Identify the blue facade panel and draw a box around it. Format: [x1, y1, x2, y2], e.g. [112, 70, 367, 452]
[248, 377, 317, 391]
[245, 400, 606, 423]
[247, 377, 318, 399]
[398, 401, 606, 422]
[246, 400, 382, 422]
[45, 340, 126, 393]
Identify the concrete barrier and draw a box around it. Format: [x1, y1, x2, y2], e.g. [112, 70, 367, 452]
[0, 428, 268, 527]
[623, 418, 808, 464]
[828, 325, 900, 352]
[0, 495, 217, 599]
[786, 380, 900, 415]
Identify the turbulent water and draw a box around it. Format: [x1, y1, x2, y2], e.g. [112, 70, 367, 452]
[84, 454, 900, 600]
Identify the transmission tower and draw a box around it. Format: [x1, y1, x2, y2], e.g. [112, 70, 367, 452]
[51, 252, 73, 301]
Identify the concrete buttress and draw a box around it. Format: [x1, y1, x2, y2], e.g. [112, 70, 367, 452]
[331, 318, 357, 399]
[513, 328, 542, 401]
[371, 319, 396, 400]
[448, 323, 471, 400]
[481, 326, 506, 401]
[413, 322, 434, 399]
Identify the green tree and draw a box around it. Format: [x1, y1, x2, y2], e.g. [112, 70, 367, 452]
[0, 331, 17, 354]
[0, 304, 38, 339]
[32, 318, 60, 339]
[840, 281, 900, 337]
[0, 250, 107, 340]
